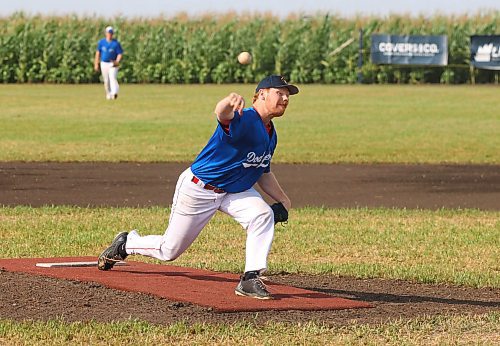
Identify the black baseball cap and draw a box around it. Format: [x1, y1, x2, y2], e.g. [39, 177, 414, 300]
[255, 75, 299, 95]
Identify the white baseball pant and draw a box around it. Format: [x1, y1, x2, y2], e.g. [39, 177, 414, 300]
[125, 168, 275, 273]
[100, 61, 119, 99]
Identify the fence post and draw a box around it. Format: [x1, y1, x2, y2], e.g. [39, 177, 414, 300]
[357, 28, 364, 84]
[470, 65, 475, 85]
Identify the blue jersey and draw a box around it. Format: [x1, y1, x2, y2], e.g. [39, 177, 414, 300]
[191, 107, 277, 193]
[96, 39, 123, 62]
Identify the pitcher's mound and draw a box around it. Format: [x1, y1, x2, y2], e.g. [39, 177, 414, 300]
[0, 257, 371, 312]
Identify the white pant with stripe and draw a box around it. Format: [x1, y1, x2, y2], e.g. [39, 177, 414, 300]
[125, 167, 275, 273]
[100, 61, 119, 99]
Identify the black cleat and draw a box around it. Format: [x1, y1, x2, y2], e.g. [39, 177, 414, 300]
[235, 275, 272, 300]
[97, 232, 128, 271]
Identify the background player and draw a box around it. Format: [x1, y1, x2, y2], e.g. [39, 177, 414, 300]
[94, 26, 123, 100]
[98, 75, 299, 300]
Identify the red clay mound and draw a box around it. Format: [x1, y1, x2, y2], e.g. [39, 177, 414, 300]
[0, 257, 371, 313]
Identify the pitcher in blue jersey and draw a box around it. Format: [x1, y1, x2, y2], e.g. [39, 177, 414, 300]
[98, 75, 299, 299]
[94, 26, 123, 100]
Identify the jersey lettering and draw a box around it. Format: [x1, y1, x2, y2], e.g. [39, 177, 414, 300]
[242, 152, 272, 168]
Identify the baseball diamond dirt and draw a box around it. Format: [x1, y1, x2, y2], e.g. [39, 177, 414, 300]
[0, 162, 499, 326]
[1, 271, 499, 326]
[1, 162, 499, 210]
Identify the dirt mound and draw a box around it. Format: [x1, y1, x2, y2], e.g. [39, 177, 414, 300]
[1, 270, 498, 326]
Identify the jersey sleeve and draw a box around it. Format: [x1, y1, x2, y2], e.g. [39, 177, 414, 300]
[96, 40, 102, 52]
[218, 110, 246, 142]
[263, 163, 271, 173]
[263, 135, 276, 173]
[116, 41, 123, 55]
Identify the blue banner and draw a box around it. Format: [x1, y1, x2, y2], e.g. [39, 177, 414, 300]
[470, 35, 500, 70]
[371, 34, 448, 66]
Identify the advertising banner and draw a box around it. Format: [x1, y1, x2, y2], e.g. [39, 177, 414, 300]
[371, 34, 448, 66]
[470, 35, 500, 70]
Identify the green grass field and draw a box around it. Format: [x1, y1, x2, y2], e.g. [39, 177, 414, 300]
[0, 84, 498, 163]
[0, 206, 499, 344]
[1, 84, 499, 344]
[1, 207, 498, 288]
[1, 313, 499, 346]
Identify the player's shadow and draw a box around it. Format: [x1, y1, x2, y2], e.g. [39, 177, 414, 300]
[301, 287, 500, 308]
[120, 269, 498, 308]
[122, 269, 240, 283]
[121, 269, 373, 303]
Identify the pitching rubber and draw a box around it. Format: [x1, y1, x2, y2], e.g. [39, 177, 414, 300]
[36, 261, 128, 268]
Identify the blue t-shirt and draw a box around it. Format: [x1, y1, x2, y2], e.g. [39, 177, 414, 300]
[191, 107, 277, 193]
[96, 38, 123, 62]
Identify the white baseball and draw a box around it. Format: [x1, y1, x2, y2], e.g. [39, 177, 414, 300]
[237, 51, 252, 65]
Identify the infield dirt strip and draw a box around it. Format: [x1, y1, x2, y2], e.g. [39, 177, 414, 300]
[0, 162, 499, 325]
[1, 162, 499, 209]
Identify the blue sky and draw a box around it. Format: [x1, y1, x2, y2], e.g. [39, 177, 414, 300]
[1, 0, 499, 18]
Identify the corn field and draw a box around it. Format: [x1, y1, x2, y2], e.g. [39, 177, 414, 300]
[1, 12, 499, 84]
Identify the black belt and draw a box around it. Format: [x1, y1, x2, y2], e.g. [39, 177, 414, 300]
[191, 176, 225, 193]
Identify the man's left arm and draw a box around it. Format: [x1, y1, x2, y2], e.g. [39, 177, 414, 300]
[114, 54, 123, 66]
[257, 172, 291, 211]
[114, 42, 123, 66]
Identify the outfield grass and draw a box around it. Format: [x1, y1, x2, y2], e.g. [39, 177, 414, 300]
[0, 84, 498, 163]
[2, 204, 498, 343]
[1, 312, 498, 346]
[1, 206, 498, 288]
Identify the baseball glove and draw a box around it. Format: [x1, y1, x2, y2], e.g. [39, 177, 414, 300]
[270, 202, 288, 224]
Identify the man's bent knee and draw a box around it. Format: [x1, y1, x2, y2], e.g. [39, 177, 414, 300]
[158, 245, 183, 261]
[248, 206, 274, 231]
